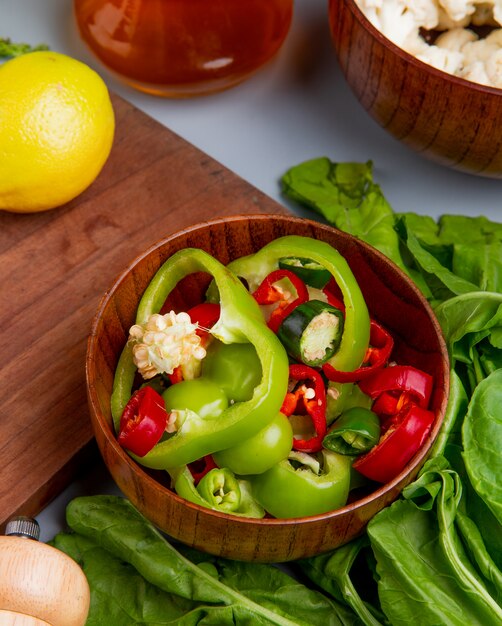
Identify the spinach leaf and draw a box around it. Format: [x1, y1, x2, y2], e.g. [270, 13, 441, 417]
[63, 495, 348, 626]
[462, 370, 502, 525]
[51, 532, 230, 625]
[281, 158, 407, 274]
[281, 157, 502, 626]
[368, 458, 502, 626]
[394, 215, 479, 301]
[297, 536, 388, 626]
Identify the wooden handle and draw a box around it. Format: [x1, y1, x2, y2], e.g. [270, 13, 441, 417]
[0, 537, 90, 626]
[0, 609, 51, 626]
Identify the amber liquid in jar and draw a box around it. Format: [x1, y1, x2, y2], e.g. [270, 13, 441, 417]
[74, 0, 293, 97]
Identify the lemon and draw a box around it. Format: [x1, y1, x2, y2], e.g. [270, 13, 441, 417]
[0, 51, 115, 213]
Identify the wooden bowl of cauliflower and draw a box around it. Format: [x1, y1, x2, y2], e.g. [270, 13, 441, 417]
[329, 0, 502, 177]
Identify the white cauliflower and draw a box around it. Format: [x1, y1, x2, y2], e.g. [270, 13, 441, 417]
[435, 27, 478, 50]
[403, 0, 440, 29]
[355, 0, 502, 88]
[485, 47, 502, 85]
[438, 0, 476, 22]
[129, 311, 206, 380]
[459, 58, 492, 83]
[416, 44, 464, 73]
[471, 2, 497, 25]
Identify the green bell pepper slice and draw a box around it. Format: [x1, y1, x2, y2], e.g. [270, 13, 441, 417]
[170, 466, 265, 518]
[323, 407, 381, 456]
[226, 236, 370, 373]
[326, 381, 373, 425]
[201, 340, 262, 403]
[111, 248, 289, 470]
[248, 449, 352, 519]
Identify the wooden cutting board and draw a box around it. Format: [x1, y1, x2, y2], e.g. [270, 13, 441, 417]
[0, 93, 287, 529]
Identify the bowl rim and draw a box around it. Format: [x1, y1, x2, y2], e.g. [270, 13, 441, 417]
[86, 213, 450, 526]
[339, 0, 502, 96]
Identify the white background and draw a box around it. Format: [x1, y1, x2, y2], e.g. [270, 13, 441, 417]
[2, 0, 501, 540]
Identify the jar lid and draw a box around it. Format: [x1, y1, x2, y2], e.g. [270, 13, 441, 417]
[5, 516, 40, 540]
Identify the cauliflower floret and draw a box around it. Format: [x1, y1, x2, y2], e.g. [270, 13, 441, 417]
[459, 58, 492, 83]
[403, 0, 440, 30]
[129, 311, 206, 379]
[485, 47, 502, 85]
[435, 27, 478, 50]
[355, 0, 383, 31]
[373, 0, 419, 47]
[416, 44, 464, 73]
[489, 0, 502, 25]
[403, 31, 431, 55]
[437, 7, 472, 28]
[462, 35, 501, 64]
[438, 0, 476, 22]
[471, 2, 497, 25]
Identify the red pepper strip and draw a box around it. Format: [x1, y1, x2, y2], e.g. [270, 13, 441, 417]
[323, 319, 394, 383]
[187, 302, 221, 337]
[281, 364, 327, 453]
[322, 287, 345, 312]
[168, 303, 221, 384]
[359, 365, 433, 409]
[352, 404, 435, 483]
[188, 454, 218, 485]
[372, 390, 413, 420]
[252, 269, 309, 333]
[118, 386, 167, 457]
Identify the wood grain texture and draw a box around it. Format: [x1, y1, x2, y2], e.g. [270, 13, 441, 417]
[87, 215, 449, 562]
[329, 0, 502, 177]
[0, 93, 287, 530]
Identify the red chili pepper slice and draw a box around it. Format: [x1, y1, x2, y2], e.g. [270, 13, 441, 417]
[118, 386, 167, 457]
[280, 364, 327, 453]
[187, 302, 221, 336]
[322, 286, 345, 312]
[188, 454, 218, 485]
[323, 319, 394, 383]
[352, 404, 435, 483]
[359, 365, 433, 409]
[252, 269, 309, 333]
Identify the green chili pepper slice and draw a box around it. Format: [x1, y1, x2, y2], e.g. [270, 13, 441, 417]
[197, 468, 241, 513]
[111, 248, 289, 470]
[278, 256, 332, 289]
[323, 407, 381, 456]
[170, 466, 265, 518]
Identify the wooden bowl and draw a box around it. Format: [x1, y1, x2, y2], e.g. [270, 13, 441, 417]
[329, 0, 502, 178]
[86, 214, 449, 562]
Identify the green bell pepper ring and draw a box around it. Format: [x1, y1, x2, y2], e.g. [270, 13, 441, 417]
[111, 248, 289, 470]
[323, 407, 381, 456]
[248, 449, 352, 519]
[227, 236, 370, 374]
[169, 466, 265, 518]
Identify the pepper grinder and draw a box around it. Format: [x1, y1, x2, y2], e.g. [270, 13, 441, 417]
[0, 516, 90, 626]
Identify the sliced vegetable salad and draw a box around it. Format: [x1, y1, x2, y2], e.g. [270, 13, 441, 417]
[111, 234, 438, 519]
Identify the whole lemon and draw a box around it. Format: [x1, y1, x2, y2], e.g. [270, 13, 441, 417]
[0, 51, 115, 213]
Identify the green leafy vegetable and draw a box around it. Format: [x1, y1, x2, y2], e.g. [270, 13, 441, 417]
[462, 370, 502, 525]
[0, 37, 49, 58]
[282, 158, 502, 625]
[54, 495, 354, 626]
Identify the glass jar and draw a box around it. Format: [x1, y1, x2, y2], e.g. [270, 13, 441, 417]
[74, 0, 294, 97]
